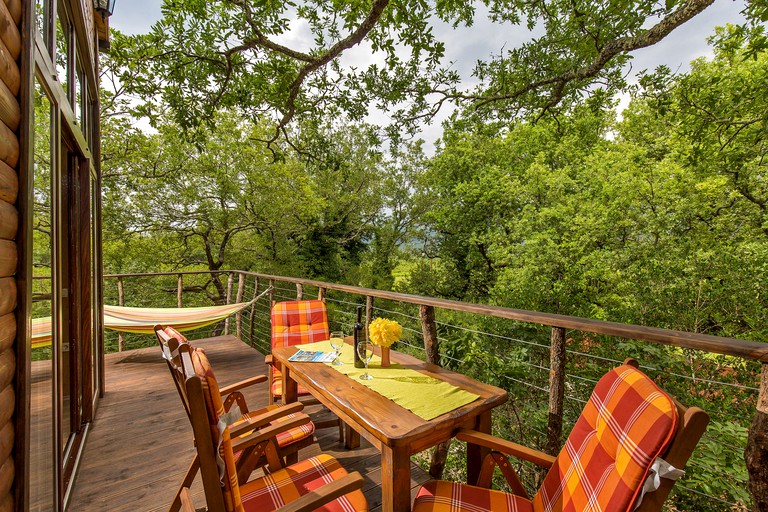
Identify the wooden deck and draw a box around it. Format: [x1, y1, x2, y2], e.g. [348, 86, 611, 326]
[67, 335, 429, 511]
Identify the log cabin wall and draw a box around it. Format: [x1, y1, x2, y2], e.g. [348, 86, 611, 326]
[0, 1, 20, 510]
[9, 0, 101, 510]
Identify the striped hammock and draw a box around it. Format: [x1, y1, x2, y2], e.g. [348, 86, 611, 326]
[31, 301, 254, 349]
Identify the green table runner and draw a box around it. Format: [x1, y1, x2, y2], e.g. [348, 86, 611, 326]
[293, 341, 480, 421]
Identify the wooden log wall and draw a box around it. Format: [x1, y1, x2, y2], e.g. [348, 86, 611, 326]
[0, 0, 20, 509]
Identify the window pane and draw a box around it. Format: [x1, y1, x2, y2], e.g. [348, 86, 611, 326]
[31, 78, 55, 512]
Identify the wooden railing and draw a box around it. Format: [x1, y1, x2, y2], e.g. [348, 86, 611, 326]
[103, 270, 768, 510]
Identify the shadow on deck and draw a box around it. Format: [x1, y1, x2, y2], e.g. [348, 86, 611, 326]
[68, 335, 429, 511]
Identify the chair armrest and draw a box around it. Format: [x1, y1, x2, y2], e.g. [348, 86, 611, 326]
[277, 471, 365, 512]
[230, 411, 312, 450]
[265, 354, 273, 365]
[229, 402, 305, 439]
[456, 429, 556, 469]
[219, 374, 268, 395]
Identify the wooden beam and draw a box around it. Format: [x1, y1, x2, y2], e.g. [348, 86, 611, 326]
[0, 385, 12, 432]
[0, 161, 15, 203]
[0, 121, 17, 169]
[0, 201, 14, 240]
[0, 40, 16, 96]
[0, 80, 18, 132]
[0, 1, 19, 61]
[0, 240, 15, 277]
[0, 349, 12, 391]
[0, 315, 12, 354]
[2, 1, 19, 27]
[0, 278, 14, 317]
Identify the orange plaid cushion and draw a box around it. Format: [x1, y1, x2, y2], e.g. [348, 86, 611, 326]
[239, 454, 368, 512]
[233, 411, 315, 449]
[413, 481, 532, 512]
[163, 326, 188, 342]
[413, 365, 677, 512]
[270, 373, 312, 399]
[533, 364, 678, 512]
[271, 300, 329, 350]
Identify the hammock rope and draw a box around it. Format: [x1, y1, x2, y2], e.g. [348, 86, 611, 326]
[32, 286, 273, 349]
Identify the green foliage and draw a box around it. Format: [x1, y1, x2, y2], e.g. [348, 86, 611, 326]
[107, 0, 755, 147]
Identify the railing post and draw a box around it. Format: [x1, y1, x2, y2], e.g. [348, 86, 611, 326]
[317, 286, 326, 301]
[269, 279, 275, 307]
[248, 276, 259, 347]
[420, 305, 439, 365]
[117, 276, 124, 352]
[177, 274, 183, 308]
[546, 327, 567, 457]
[296, 283, 303, 300]
[420, 305, 448, 478]
[746, 362, 768, 510]
[235, 273, 245, 339]
[224, 272, 234, 335]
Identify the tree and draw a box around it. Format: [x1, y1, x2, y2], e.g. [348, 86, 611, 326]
[110, 0, 752, 147]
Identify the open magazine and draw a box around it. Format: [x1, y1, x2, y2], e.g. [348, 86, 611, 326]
[288, 350, 337, 363]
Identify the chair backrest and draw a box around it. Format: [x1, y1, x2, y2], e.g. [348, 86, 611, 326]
[166, 340, 245, 512]
[270, 300, 329, 351]
[532, 362, 708, 512]
[155, 324, 193, 419]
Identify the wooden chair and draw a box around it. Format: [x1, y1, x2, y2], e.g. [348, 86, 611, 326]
[412, 359, 710, 512]
[266, 300, 344, 443]
[266, 300, 331, 406]
[168, 338, 368, 512]
[154, 325, 315, 483]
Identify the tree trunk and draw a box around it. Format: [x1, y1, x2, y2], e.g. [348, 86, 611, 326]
[546, 327, 566, 457]
[746, 363, 768, 511]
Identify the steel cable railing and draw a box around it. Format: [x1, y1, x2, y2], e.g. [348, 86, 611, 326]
[100, 270, 763, 511]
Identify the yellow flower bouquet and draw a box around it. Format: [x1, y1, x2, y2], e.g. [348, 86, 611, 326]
[368, 318, 402, 347]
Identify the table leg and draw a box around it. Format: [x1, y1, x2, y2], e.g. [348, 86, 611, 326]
[381, 444, 411, 512]
[281, 367, 300, 464]
[344, 423, 360, 449]
[467, 411, 491, 486]
[281, 366, 297, 404]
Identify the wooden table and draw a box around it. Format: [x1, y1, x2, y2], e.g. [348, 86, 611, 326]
[272, 345, 508, 512]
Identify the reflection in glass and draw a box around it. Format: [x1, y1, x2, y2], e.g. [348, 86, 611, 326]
[34, 0, 46, 46]
[55, 14, 69, 98]
[31, 79, 55, 511]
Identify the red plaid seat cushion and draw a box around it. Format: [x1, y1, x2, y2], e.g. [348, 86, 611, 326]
[270, 375, 312, 400]
[413, 481, 532, 512]
[240, 454, 367, 512]
[413, 365, 678, 512]
[233, 411, 315, 450]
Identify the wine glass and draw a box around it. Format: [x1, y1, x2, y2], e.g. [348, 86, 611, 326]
[329, 331, 344, 366]
[357, 340, 374, 380]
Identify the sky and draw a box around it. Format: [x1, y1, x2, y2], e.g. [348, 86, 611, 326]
[108, 0, 747, 147]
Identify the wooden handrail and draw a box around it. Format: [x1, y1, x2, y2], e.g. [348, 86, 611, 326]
[103, 269, 768, 362]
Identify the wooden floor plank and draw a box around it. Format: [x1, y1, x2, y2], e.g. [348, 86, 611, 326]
[67, 335, 431, 511]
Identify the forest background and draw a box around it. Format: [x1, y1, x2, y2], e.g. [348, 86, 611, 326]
[83, 0, 768, 509]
